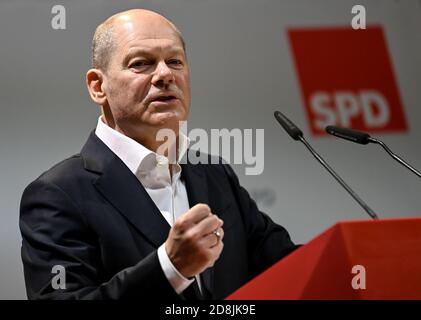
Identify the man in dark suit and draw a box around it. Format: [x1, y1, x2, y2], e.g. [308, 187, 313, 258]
[20, 9, 297, 300]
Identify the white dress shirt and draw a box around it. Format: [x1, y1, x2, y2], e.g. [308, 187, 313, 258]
[95, 116, 201, 295]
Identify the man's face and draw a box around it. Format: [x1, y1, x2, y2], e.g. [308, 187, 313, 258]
[102, 15, 190, 136]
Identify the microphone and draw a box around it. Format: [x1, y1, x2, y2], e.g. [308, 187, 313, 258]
[274, 111, 303, 140]
[326, 126, 370, 145]
[326, 126, 421, 178]
[274, 111, 378, 220]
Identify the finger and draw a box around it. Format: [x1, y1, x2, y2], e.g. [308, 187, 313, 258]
[219, 218, 224, 228]
[176, 204, 211, 228]
[216, 227, 224, 241]
[185, 204, 212, 224]
[199, 227, 224, 248]
[210, 227, 224, 247]
[208, 238, 224, 260]
[191, 214, 223, 238]
[200, 231, 219, 248]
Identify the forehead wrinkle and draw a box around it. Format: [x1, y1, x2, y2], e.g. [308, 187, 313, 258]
[121, 36, 184, 60]
[127, 40, 184, 52]
[115, 16, 180, 41]
[114, 23, 183, 52]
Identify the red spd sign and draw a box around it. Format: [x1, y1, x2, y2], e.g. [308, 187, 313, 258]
[288, 26, 408, 136]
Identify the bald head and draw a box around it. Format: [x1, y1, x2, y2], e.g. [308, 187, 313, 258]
[91, 9, 186, 71]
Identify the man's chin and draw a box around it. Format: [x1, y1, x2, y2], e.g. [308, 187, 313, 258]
[148, 111, 185, 127]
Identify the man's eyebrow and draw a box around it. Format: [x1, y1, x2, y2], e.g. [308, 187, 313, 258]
[123, 47, 185, 64]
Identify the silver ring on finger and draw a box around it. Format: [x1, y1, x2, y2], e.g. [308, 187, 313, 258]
[213, 229, 221, 244]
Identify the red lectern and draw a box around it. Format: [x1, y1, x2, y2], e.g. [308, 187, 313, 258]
[227, 217, 421, 300]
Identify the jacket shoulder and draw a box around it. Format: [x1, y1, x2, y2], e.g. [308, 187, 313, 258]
[35, 154, 84, 183]
[23, 154, 92, 197]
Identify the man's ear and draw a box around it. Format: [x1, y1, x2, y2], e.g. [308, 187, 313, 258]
[86, 68, 107, 105]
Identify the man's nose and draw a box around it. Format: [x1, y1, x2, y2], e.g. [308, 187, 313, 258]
[151, 61, 175, 88]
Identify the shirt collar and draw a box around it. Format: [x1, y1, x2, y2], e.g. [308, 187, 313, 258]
[94, 116, 189, 176]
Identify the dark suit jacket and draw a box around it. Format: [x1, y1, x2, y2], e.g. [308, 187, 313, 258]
[20, 131, 297, 300]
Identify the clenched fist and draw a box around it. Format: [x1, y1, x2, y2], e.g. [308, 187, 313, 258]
[165, 204, 224, 278]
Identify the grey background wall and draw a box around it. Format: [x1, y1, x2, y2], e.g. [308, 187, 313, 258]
[1, 0, 420, 299]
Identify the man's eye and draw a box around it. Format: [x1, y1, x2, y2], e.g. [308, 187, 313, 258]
[168, 59, 183, 67]
[129, 60, 149, 68]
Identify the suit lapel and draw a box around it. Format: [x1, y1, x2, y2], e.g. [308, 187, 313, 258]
[182, 158, 214, 297]
[81, 132, 170, 248]
[181, 161, 209, 208]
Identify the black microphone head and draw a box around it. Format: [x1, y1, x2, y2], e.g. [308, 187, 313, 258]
[325, 126, 371, 145]
[274, 111, 303, 141]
